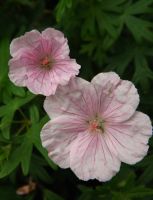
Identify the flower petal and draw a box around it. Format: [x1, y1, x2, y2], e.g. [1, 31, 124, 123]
[102, 98, 136, 122]
[51, 39, 69, 59]
[70, 131, 121, 181]
[42, 28, 65, 43]
[92, 73, 139, 122]
[42, 28, 69, 59]
[26, 69, 57, 96]
[53, 59, 80, 85]
[106, 111, 152, 164]
[44, 77, 90, 118]
[91, 72, 120, 91]
[10, 30, 41, 57]
[8, 58, 27, 86]
[26, 58, 80, 96]
[114, 80, 139, 110]
[41, 115, 87, 168]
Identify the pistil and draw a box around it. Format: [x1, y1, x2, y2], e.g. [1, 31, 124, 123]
[41, 56, 53, 69]
[89, 117, 105, 133]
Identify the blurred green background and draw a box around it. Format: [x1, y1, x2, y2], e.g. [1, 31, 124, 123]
[0, 0, 153, 199]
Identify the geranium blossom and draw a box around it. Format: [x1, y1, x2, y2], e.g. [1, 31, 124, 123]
[8, 28, 80, 96]
[41, 72, 152, 181]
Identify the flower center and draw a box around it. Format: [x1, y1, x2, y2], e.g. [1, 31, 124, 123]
[40, 56, 53, 69]
[89, 117, 105, 133]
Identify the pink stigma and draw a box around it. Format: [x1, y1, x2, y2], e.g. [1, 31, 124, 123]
[90, 120, 99, 131]
[41, 56, 52, 68]
[89, 118, 105, 133]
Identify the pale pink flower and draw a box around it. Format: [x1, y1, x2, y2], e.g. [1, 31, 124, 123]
[41, 72, 152, 181]
[8, 28, 80, 96]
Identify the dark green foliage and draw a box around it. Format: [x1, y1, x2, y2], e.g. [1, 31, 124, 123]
[0, 0, 153, 199]
[78, 167, 153, 200]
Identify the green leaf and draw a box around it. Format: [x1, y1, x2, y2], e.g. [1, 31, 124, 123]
[0, 145, 22, 178]
[0, 185, 21, 200]
[43, 189, 64, 200]
[30, 116, 57, 170]
[0, 114, 56, 178]
[137, 155, 153, 184]
[0, 38, 9, 87]
[30, 154, 53, 184]
[0, 91, 35, 118]
[0, 134, 33, 177]
[101, 0, 126, 12]
[21, 136, 33, 176]
[125, 16, 153, 42]
[106, 43, 134, 75]
[0, 92, 35, 139]
[14, 91, 35, 109]
[96, 12, 121, 38]
[2, 86, 12, 104]
[56, 0, 72, 22]
[12, 0, 35, 7]
[133, 52, 153, 90]
[127, 186, 153, 198]
[112, 192, 131, 200]
[112, 186, 153, 199]
[0, 113, 14, 139]
[126, 0, 153, 15]
[9, 84, 26, 97]
[29, 105, 39, 123]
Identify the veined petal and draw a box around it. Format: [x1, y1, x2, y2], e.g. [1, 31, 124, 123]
[114, 80, 139, 110]
[53, 59, 80, 85]
[8, 58, 28, 86]
[50, 38, 69, 59]
[106, 111, 152, 164]
[42, 29, 69, 59]
[10, 30, 41, 57]
[42, 28, 65, 43]
[102, 99, 136, 122]
[26, 69, 57, 96]
[70, 131, 121, 181]
[41, 115, 87, 168]
[44, 77, 90, 118]
[92, 73, 139, 122]
[91, 72, 120, 93]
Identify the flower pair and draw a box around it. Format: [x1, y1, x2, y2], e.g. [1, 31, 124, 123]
[8, 28, 152, 182]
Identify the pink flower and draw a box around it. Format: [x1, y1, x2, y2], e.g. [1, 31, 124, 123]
[41, 72, 152, 181]
[8, 28, 80, 96]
